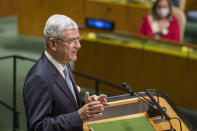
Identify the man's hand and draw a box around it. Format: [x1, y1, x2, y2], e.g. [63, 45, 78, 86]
[78, 101, 104, 122]
[84, 92, 109, 106]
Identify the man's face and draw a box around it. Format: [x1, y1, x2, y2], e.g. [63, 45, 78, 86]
[53, 29, 81, 65]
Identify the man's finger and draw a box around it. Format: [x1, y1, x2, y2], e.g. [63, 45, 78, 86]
[98, 94, 107, 101]
[91, 95, 98, 101]
[103, 102, 109, 106]
[87, 112, 103, 120]
[84, 92, 90, 103]
[88, 101, 101, 107]
[84, 92, 89, 99]
[88, 103, 103, 111]
[97, 94, 109, 106]
[92, 113, 103, 118]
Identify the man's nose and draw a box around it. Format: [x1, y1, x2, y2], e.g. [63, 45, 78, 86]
[75, 41, 81, 49]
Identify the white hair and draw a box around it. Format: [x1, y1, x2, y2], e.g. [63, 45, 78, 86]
[44, 14, 78, 49]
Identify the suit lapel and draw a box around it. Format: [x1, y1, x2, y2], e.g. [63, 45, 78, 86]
[43, 54, 78, 109]
[67, 64, 81, 108]
[55, 74, 78, 109]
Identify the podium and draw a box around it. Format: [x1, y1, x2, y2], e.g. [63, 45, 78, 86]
[83, 93, 193, 131]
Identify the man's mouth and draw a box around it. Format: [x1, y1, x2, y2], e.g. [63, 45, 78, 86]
[72, 51, 77, 55]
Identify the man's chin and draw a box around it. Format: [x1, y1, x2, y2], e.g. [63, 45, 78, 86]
[70, 56, 77, 62]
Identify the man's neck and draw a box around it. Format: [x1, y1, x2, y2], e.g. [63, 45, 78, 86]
[45, 49, 67, 66]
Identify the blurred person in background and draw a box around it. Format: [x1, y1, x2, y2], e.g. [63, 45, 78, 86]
[139, 0, 180, 42]
[170, 0, 179, 7]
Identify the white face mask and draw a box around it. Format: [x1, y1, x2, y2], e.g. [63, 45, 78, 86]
[156, 8, 169, 18]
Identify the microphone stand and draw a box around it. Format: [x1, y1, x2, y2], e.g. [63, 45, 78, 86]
[145, 89, 176, 131]
[122, 82, 161, 118]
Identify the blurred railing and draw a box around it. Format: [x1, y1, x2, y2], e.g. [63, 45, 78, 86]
[0, 55, 126, 131]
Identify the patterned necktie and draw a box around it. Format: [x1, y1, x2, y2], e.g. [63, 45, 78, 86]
[63, 67, 77, 102]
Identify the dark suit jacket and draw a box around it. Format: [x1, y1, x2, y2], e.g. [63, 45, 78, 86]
[23, 53, 84, 131]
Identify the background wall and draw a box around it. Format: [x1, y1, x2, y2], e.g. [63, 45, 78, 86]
[0, 0, 17, 17]
[75, 39, 197, 110]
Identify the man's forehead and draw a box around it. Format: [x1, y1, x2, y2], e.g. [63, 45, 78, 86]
[62, 29, 79, 39]
[64, 29, 79, 35]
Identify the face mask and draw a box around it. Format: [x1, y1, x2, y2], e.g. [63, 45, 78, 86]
[156, 8, 169, 18]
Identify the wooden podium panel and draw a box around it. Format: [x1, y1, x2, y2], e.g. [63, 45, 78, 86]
[83, 93, 193, 131]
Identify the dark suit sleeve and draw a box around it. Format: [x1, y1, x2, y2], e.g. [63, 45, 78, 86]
[23, 75, 83, 131]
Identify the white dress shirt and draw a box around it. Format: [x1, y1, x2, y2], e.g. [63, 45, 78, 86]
[45, 51, 66, 79]
[45, 51, 81, 94]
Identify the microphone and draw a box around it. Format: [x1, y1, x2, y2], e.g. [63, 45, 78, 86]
[122, 82, 161, 117]
[144, 89, 170, 120]
[122, 83, 181, 131]
[122, 82, 153, 105]
[145, 89, 176, 131]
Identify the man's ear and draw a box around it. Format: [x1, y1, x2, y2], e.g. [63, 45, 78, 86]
[48, 38, 57, 51]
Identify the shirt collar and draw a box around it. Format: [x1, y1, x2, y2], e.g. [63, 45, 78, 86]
[45, 50, 66, 79]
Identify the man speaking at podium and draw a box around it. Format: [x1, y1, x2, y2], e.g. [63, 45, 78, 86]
[23, 14, 108, 131]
